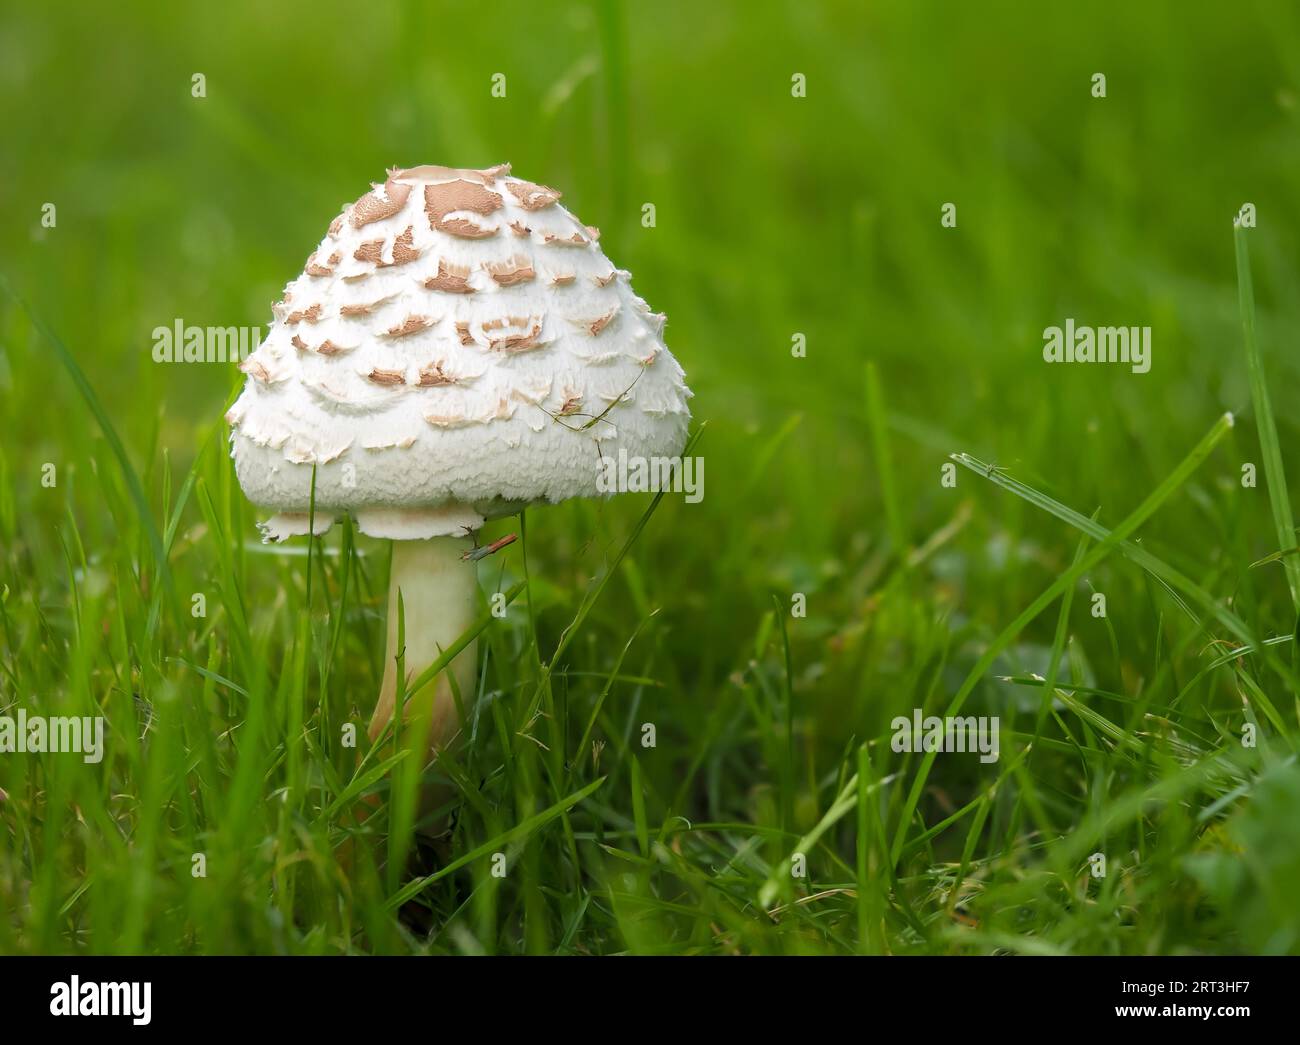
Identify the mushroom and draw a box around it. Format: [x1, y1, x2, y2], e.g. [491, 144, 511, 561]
[225, 163, 692, 755]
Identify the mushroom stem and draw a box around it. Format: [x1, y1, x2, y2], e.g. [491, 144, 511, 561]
[368, 535, 479, 752]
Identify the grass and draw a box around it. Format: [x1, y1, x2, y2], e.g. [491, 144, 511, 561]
[4, 0, 1300, 955]
[1234, 225, 1300, 614]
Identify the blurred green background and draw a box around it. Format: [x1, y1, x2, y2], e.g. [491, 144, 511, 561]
[3, 0, 1300, 954]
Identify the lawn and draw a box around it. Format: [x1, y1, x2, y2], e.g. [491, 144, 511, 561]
[2, 0, 1300, 955]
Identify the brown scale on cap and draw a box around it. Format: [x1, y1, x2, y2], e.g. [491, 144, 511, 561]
[240, 358, 273, 383]
[339, 295, 394, 317]
[349, 179, 413, 229]
[558, 392, 583, 416]
[482, 316, 527, 332]
[593, 270, 617, 287]
[485, 256, 536, 287]
[423, 412, 465, 429]
[586, 226, 601, 241]
[305, 252, 334, 277]
[290, 333, 352, 356]
[392, 163, 508, 186]
[383, 314, 436, 339]
[424, 180, 503, 239]
[543, 231, 588, 247]
[381, 227, 421, 267]
[509, 220, 531, 238]
[506, 179, 561, 211]
[354, 238, 385, 264]
[586, 306, 619, 337]
[328, 250, 341, 265]
[390, 164, 461, 182]
[416, 362, 456, 386]
[367, 368, 406, 386]
[551, 273, 576, 287]
[423, 260, 475, 294]
[482, 316, 544, 352]
[287, 303, 324, 324]
[509, 376, 552, 405]
[425, 394, 514, 428]
[328, 215, 344, 237]
[436, 217, 497, 239]
[455, 322, 476, 346]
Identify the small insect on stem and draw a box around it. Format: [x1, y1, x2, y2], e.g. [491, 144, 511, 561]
[544, 367, 646, 434]
[982, 459, 1011, 481]
[461, 532, 518, 562]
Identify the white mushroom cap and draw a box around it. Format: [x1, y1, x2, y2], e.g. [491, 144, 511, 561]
[226, 163, 692, 541]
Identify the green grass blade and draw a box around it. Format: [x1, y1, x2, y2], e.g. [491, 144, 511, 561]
[1234, 224, 1300, 613]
